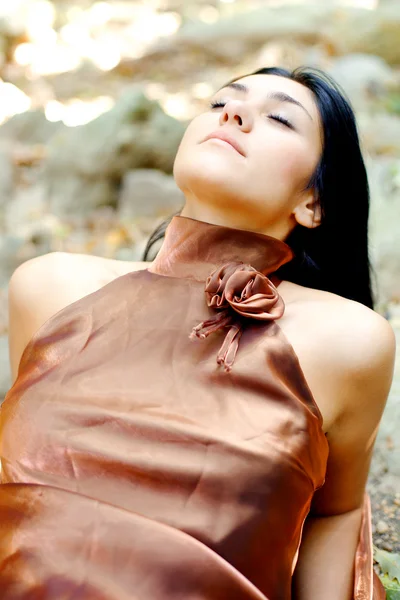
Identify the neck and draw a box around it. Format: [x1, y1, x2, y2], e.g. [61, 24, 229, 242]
[148, 214, 294, 282]
[179, 204, 288, 241]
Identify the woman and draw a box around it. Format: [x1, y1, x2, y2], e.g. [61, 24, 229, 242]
[1, 66, 396, 599]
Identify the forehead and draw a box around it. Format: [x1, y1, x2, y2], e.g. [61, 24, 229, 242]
[218, 73, 321, 123]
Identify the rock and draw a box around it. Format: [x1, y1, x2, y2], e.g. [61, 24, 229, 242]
[0, 234, 26, 286]
[381, 542, 393, 552]
[387, 303, 400, 323]
[369, 322, 400, 504]
[367, 157, 400, 309]
[327, 54, 395, 111]
[0, 287, 8, 335]
[5, 184, 49, 234]
[0, 110, 62, 145]
[142, 4, 400, 68]
[0, 142, 15, 209]
[42, 87, 185, 217]
[334, 5, 400, 66]
[118, 169, 184, 221]
[114, 245, 147, 263]
[376, 520, 389, 534]
[147, 4, 326, 66]
[0, 334, 11, 402]
[359, 113, 400, 156]
[46, 175, 117, 219]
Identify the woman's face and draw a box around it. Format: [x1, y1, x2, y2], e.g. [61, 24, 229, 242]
[173, 73, 323, 239]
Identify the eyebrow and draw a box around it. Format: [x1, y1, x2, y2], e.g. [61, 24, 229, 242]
[216, 81, 313, 121]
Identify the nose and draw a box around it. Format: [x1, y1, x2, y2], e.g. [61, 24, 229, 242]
[219, 99, 251, 130]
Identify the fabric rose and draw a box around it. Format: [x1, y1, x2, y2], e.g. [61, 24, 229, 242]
[190, 261, 285, 372]
[205, 262, 284, 319]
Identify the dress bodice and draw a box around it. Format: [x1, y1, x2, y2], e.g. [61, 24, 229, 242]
[0, 216, 382, 599]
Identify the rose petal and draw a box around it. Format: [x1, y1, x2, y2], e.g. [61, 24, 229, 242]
[191, 261, 285, 372]
[224, 269, 284, 321]
[205, 262, 257, 309]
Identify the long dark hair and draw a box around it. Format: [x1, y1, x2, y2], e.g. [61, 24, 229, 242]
[142, 66, 375, 310]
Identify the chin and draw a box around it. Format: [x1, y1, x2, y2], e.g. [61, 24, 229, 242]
[174, 158, 240, 196]
[178, 176, 241, 210]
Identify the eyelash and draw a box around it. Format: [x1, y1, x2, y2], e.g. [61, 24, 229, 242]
[208, 100, 294, 130]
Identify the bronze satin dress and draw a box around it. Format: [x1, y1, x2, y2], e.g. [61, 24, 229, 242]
[0, 215, 385, 599]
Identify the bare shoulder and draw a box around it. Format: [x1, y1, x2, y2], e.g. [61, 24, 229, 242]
[9, 250, 150, 323]
[10, 251, 149, 295]
[282, 284, 397, 515]
[320, 294, 396, 421]
[281, 279, 396, 369]
[299, 286, 395, 373]
[279, 281, 396, 430]
[8, 252, 149, 384]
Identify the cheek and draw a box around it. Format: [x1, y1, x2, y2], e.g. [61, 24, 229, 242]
[177, 117, 206, 152]
[173, 119, 206, 170]
[172, 129, 195, 184]
[256, 138, 316, 189]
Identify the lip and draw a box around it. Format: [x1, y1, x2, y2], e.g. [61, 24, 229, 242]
[202, 130, 245, 157]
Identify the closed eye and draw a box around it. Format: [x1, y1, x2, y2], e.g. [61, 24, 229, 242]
[269, 114, 294, 129]
[208, 100, 294, 130]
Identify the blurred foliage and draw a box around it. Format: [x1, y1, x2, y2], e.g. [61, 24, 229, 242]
[374, 547, 400, 596]
[384, 93, 400, 115]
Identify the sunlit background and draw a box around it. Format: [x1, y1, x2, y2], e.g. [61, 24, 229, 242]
[0, 0, 384, 127]
[0, 1, 399, 581]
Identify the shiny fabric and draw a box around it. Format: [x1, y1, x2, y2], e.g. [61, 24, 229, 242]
[0, 215, 385, 599]
[190, 261, 286, 372]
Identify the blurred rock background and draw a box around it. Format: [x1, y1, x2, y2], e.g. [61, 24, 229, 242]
[0, 0, 399, 576]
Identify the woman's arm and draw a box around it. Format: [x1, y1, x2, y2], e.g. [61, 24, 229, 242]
[292, 508, 363, 599]
[292, 304, 396, 600]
